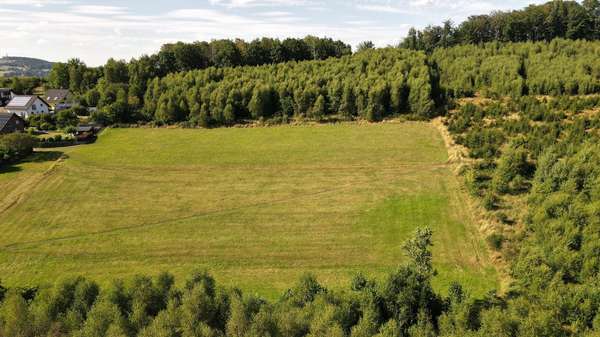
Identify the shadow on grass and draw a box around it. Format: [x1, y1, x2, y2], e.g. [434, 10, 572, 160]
[0, 151, 67, 175]
[25, 151, 65, 163]
[0, 165, 22, 174]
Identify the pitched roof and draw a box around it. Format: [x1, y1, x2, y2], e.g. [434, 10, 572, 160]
[6, 95, 49, 110]
[0, 112, 23, 131]
[45, 89, 71, 104]
[6, 96, 36, 109]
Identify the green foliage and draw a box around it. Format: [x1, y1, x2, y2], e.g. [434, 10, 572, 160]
[403, 228, 434, 275]
[482, 192, 498, 211]
[444, 88, 600, 336]
[433, 39, 600, 99]
[0, 229, 451, 337]
[0, 133, 36, 166]
[0, 77, 44, 95]
[486, 234, 505, 251]
[402, 0, 600, 51]
[491, 143, 532, 194]
[141, 48, 435, 126]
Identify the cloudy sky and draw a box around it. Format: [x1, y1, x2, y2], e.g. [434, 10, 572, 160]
[0, 0, 545, 66]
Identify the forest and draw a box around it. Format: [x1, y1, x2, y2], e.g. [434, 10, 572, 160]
[400, 0, 600, 51]
[81, 38, 600, 129]
[44, 36, 351, 106]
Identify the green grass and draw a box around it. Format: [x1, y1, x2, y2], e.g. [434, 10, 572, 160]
[0, 122, 497, 298]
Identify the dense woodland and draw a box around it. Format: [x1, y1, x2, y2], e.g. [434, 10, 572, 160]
[45, 36, 351, 104]
[2, 0, 600, 335]
[442, 94, 600, 337]
[400, 0, 600, 52]
[81, 38, 600, 128]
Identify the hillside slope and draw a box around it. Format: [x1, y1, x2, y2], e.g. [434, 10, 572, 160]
[0, 56, 53, 77]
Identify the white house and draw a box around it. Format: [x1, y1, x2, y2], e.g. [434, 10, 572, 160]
[5, 96, 51, 119]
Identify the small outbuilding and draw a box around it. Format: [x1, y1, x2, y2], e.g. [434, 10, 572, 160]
[0, 113, 26, 134]
[5, 96, 51, 119]
[74, 125, 99, 142]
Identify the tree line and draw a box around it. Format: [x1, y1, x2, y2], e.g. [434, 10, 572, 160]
[0, 77, 45, 96]
[82, 38, 600, 127]
[40, 39, 600, 129]
[400, 0, 600, 52]
[46, 36, 352, 98]
[132, 48, 437, 127]
[1, 228, 574, 337]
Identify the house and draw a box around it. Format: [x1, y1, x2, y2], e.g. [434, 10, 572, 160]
[5, 96, 51, 119]
[45, 89, 73, 111]
[0, 88, 15, 107]
[0, 113, 25, 134]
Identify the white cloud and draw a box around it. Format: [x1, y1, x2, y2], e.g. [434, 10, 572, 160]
[356, 4, 410, 13]
[256, 10, 294, 17]
[0, 0, 70, 6]
[208, 0, 317, 8]
[355, 0, 517, 16]
[70, 5, 128, 15]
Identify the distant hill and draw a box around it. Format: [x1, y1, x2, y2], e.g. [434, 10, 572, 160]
[0, 56, 53, 77]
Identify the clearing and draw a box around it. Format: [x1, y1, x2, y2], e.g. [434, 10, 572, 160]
[0, 122, 497, 298]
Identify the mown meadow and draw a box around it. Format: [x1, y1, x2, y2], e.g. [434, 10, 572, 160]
[0, 123, 496, 298]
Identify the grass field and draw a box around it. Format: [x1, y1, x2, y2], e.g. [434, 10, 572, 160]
[0, 122, 497, 298]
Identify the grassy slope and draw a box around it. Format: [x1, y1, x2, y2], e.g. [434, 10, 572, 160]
[0, 123, 497, 298]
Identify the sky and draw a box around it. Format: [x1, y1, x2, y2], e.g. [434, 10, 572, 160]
[0, 0, 547, 66]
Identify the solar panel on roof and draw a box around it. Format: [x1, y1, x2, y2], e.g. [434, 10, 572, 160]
[7, 97, 32, 107]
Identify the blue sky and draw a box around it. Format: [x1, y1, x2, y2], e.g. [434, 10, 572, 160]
[0, 0, 546, 66]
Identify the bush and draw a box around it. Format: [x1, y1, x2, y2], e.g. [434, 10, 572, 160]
[64, 126, 77, 134]
[491, 144, 532, 194]
[29, 113, 57, 131]
[0, 133, 36, 165]
[495, 212, 512, 225]
[482, 192, 498, 211]
[486, 233, 505, 251]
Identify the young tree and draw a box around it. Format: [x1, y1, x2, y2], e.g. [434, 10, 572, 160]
[403, 227, 433, 275]
[312, 94, 327, 120]
[339, 84, 357, 119]
[48, 62, 70, 89]
[356, 41, 375, 52]
[0, 291, 32, 337]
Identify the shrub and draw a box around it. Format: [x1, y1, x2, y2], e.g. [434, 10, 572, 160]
[482, 192, 498, 211]
[486, 233, 505, 251]
[491, 145, 532, 194]
[0, 133, 36, 165]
